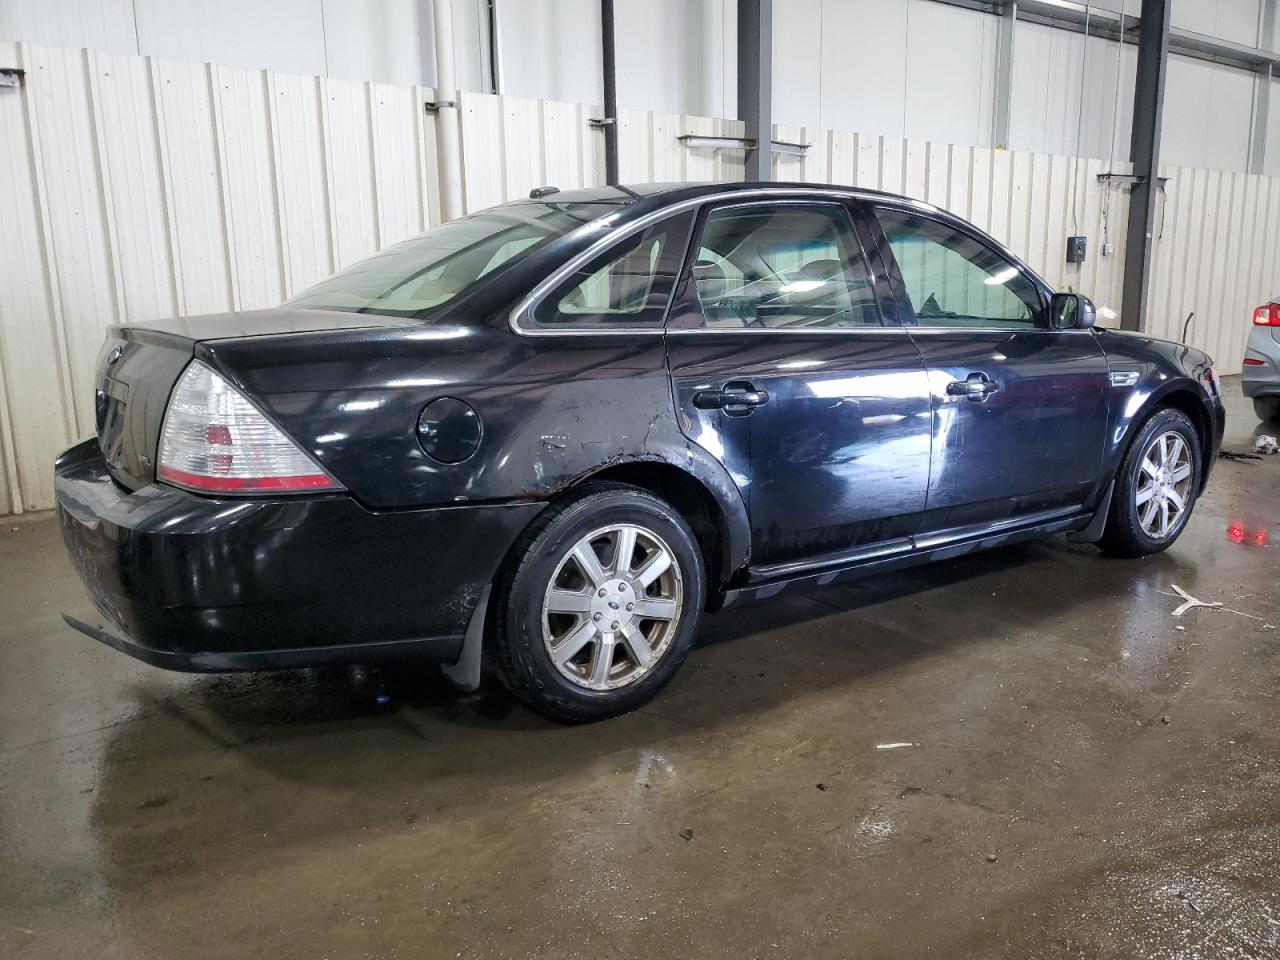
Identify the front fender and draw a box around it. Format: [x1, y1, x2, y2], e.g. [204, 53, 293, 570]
[1098, 375, 1219, 493]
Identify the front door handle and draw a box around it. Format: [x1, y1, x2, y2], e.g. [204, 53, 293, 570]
[693, 380, 770, 416]
[946, 372, 999, 403]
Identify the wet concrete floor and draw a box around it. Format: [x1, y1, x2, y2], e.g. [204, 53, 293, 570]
[2, 377, 1279, 959]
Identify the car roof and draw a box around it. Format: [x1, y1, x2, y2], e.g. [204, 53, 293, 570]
[523, 180, 909, 207]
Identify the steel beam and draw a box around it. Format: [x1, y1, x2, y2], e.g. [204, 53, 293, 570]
[601, 0, 619, 186]
[737, 0, 773, 182]
[1122, 0, 1171, 333]
[1251, 0, 1276, 173]
[1251, 64, 1273, 173]
[485, 0, 504, 95]
[927, 0, 1280, 74]
[994, 1, 1016, 148]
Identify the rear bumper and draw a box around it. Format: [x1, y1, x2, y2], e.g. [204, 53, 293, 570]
[1241, 363, 1280, 397]
[1242, 327, 1280, 397]
[55, 438, 543, 672]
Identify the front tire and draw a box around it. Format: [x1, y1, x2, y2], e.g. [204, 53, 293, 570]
[1098, 408, 1201, 558]
[492, 483, 705, 722]
[1254, 396, 1280, 422]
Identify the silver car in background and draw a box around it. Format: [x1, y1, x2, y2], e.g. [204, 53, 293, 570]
[1244, 299, 1280, 422]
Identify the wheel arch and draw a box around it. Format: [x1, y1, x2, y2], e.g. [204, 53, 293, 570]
[566, 459, 749, 601]
[1142, 385, 1213, 493]
[1104, 381, 1214, 496]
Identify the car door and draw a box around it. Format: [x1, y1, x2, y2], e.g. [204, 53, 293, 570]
[665, 198, 932, 572]
[868, 204, 1110, 537]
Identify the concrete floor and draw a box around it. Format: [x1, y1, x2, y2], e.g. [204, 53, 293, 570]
[2, 378, 1279, 960]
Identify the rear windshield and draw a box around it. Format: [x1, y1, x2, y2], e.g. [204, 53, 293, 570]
[289, 201, 617, 317]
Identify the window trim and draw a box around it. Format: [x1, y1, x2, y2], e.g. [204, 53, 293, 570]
[507, 188, 1056, 337]
[665, 197, 887, 335]
[517, 209, 694, 333]
[870, 202, 1057, 333]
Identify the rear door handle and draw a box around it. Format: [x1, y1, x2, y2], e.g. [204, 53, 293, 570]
[946, 372, 999, 403]
[693, 381, 770, 416]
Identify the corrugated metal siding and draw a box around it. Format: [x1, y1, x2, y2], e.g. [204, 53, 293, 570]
[1148, 166, 1280, 367]
[1, 38, 1277, 515]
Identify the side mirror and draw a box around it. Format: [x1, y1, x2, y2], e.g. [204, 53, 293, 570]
[1050, 292, 1096, 330]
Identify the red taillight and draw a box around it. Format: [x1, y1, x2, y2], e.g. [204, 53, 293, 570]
[1243, 357, 1265, 366]
[157, 466, 338, 492]
[157, 361, 342, 495]
[1252, 303, 1280, 325]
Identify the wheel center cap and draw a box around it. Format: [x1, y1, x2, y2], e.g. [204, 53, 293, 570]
[590, 578, 635, 632]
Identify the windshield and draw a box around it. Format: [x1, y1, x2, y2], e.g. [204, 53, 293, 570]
[289, 201, 617, 317]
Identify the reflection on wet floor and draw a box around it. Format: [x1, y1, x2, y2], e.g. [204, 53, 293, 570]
[1, 378, 1278, 959]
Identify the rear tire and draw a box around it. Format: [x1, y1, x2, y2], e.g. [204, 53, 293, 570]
[1254, 396, 1280, 423]
[492, 483, 705, 722]
[1098, 408, 1201, 558]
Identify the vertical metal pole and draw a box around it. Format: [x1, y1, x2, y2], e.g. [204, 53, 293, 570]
[433, 0, 464, 221]
[601, 0, 619, 186]
[486, 0, 504, 95]
[1122, 0, 1171, 332]
[738, 0, 773, 182]
[1250, 0, 1276, 174]
[1252, 65, 1273, 174]
[994, 1, 1017, 149]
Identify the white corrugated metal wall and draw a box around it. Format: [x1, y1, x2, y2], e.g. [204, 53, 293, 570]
[0, 38, 1277, 514]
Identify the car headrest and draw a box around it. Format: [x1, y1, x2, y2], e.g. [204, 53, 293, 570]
[693, 260, 726, 301]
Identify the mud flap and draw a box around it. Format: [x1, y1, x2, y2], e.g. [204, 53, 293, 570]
[1067, 480, 1114, 544]
[440, 585, 489, 692]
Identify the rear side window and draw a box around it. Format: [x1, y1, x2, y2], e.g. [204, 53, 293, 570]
[688, 203, 881, 329]
[876, 208, 1044, 329]
[530, 212, 694, 329]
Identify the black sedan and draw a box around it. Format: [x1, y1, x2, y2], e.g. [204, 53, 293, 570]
[56, 182, 1225, 721]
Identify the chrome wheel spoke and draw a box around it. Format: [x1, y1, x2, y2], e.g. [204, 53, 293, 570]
[1139, 497, 1160, 531]
[546, 589, 592, 615]
[633, 550, 673, 590]
[634, 596, 677, 621]
[572, 543, 608, 588]
[1166, 486, 1185, 511]
[612, 526, 638, 578]
[1170, 462, 1191, 483]
[588, 635, 616, 686]
[1159, 498, 1171, 536]
[1140, 457, 1160, 480]
[1135, 484, 1156, 506]
[551, 620, 595, 667]
[620, 625, 653, 668]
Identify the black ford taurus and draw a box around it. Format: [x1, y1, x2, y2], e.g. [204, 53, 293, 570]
[56, 182, 1225, 721]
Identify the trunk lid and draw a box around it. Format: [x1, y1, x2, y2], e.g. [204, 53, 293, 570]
[96, 307, 412, 490]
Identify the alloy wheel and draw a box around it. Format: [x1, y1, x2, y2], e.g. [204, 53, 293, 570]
[1135, 430, 1194, 541]
[541, 523, 684, 691]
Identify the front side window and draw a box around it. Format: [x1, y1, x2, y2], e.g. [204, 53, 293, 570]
[876, 208, 1044, 329]
[290, 200, 615, 318]
[688, 203, 881, 329]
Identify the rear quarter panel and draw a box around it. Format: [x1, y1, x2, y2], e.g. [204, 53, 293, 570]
[202, 323, 748, 553]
